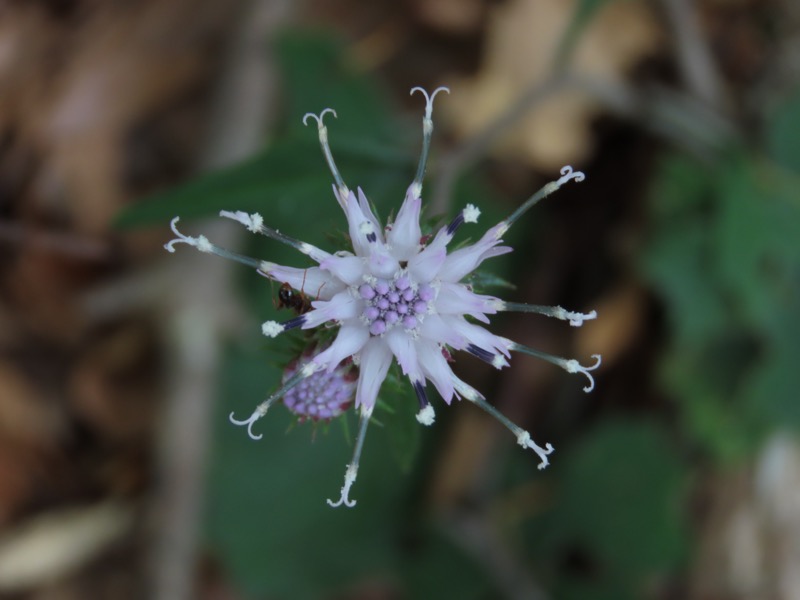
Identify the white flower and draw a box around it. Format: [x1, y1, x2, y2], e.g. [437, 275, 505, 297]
[164, 86, 600, 508]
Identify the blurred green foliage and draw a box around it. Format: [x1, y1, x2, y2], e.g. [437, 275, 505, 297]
[640, 89, 800, 461]
[520, 420, 689, 600]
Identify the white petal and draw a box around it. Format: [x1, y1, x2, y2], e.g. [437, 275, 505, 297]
[357, 188, 383, 242]
[451, 373, 483, 402]
[355, 338, 393, 409]
[343, 189, 385, 257]
[384, 328, 422, 380]
[435, 282, 498, 324]
[319, 255, 365, 286]
[408, 244, 446, 283]
[387, 188, 422, 261]
[441, 315, 511, 357]
[418, 314, 467, 348]
[313, 325, 370, 372]
[258, 264, 342, 301]
[368, 249, 400, 279]
[438, 223, 507, 283]
[416, 341, 455, 404]
[303, 291, 361, 328]
[480, 246, 513, 261]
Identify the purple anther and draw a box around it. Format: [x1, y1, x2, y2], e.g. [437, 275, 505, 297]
[388, 291, 400, 303]
[402, 288, 416, 302]
[359, 284, 376, 300]
[384, 310, 399, 324]
[418, 284, 435, 301]
[364, 306, 380, 320]
[375, 279, 390, 295]
[402, 316, 418, 329]
[395, 275, 410, 290]
[377, 297, 390, 310]
[397, 302, 409, 314]
[370, 320, 387, 336]
[413, 300, 428, 314]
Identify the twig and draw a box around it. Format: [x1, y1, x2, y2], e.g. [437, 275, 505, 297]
[431, 69, 738, 213]
[430, 72, 639, 214]
[658, 0, 726, 109]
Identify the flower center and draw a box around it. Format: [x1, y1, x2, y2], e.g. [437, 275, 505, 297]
[358, 275, 435, 336]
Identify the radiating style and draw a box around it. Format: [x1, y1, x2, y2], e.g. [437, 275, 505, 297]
[164, 87, 600, 508]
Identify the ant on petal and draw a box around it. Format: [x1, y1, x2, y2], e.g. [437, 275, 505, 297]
[276, 282, 313, 315]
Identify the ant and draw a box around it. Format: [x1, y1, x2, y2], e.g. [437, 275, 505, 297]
[277, 282, 313, 315]
[275, 270, 325, 315]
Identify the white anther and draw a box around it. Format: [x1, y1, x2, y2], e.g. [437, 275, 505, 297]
[517, 431, 555, 470]
[229, 409, 266, 441]
[410, 86, 450, 120]
[327, 463, 358, 508]
[566, 309, 597, 327]
[416, 404, 435, 426]
[164, 217, 209, 253]
[409, 182, 422, 200]
[219, 210, 263, 233]
[249, 213, 264, 232]
[564, 354, 602, 392]
[491, 354, 508, 369]
[556, 165, 586, 186]
[302, 108, 337, 128]
[261, 321, 283, 338]
[300, 362, 322, 378]
[196, 236, 213, 253]
[463, 204, 481, 224]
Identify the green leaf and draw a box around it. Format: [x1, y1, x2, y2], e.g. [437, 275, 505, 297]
[116, 135, 412, 229]
[714, 154, 800, 331]
[766, 85, 800, 174]
[275, 31, 401, 141]
[640, 218, 729, 346]
[402, 528, 492, 599]
[555, 419, 690, 578]
[116, 29, 417, 230]
[382, 369, 423, 473]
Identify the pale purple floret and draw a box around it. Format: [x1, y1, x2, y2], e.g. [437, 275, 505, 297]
[282, 347, 355, 422]
[163, 85, 601, 509]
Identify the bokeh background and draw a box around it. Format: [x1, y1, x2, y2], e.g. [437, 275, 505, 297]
[1, 0, 799, 599]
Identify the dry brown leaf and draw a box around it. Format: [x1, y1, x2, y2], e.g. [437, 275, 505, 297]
[445, 0, 662, 169]
[409, 0, 486, 34]
[0, 1, 238, 235]
[0, 502, 133, 593]
[575, 280, 646, 367]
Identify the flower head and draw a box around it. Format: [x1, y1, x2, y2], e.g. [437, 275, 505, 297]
[165, 86, 600, 508]
[281, 345, 356, 423]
